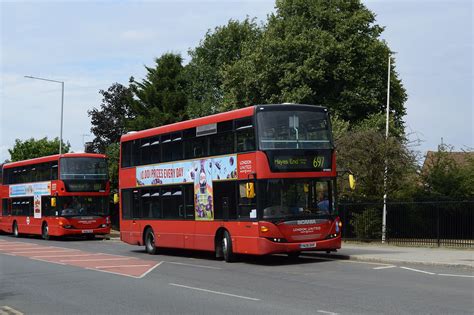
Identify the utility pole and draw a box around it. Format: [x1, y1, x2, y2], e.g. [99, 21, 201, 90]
[382, 54, 391, 243]
[25, 76, 65, 154]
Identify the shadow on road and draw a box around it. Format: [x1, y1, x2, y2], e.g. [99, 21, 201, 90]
[128, 247, 343, 266]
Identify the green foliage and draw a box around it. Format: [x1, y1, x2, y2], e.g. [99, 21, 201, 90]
[330, 114, 350, 142]
[420, 145, 474, 199]
[105, 142, 120, 193]
[353, 113, 404, 139]
[88, 83, 133, 153]
[336, 115, 418, 201]
[218, 0, 406, 127]
[185, 18, 262, 117]
[128, 53, 188, 131]
[350, 207, 382, 240]
[8, 137, 70, 162]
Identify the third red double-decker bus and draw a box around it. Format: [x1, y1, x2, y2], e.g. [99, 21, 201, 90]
[0, 153, 111, 239]
[119, 104, 342, 261]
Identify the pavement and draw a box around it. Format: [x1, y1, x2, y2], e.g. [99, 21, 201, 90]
[327, 241, 474, 269]
[106, 230, 474, 269]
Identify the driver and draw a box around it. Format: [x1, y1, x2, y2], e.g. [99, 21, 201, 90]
[317, 191, 330, 214]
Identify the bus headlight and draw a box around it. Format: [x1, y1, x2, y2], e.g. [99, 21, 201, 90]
[63, 225, 72, 229]
[100, 224, 108, 228]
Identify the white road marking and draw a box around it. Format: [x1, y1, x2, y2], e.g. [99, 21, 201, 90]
[0, 246, 43, 250]
[169, 283, 260, 301]
[60, 257, 138, 262]
[137, 262, 163, 278]
[0, 247, 50, 251]
[30, 258, 67, 265]
[0, 243, 34, 246]
[400, 267, 435, 275]
[84, 267, 141, 279]
[373, 265, 397, 270]
[0, 243, 38, 246]
[1, 305, 24, 315]
[32, 253, 103, 258]
[9, 250, 79, 254]
[94, 264, 153, 269]
[317, 310, 339, 315]
[339, 260, 394, 266]
[437, 273, 474, 278]
[165, 261, 222, 270]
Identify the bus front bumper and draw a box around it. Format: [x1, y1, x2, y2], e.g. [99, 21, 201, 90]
[256, 235, 341, 255]
[56, 226, 111, 236]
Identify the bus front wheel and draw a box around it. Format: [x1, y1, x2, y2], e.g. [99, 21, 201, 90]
[12, 222, 19, 238]
[145, 228, 158, 255]
[42, 223, 50, 240]
[222, 231, 235, 263]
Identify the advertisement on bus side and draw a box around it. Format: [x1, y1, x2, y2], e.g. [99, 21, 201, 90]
[9, 181, 51, 198]
[135, 155, 237, 186]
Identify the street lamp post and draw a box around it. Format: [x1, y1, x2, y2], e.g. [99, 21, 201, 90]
[25, 75, 65, 154]
[382, 53, 391, 243]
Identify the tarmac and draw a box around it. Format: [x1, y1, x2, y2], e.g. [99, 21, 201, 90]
[106, 231, 473, 269]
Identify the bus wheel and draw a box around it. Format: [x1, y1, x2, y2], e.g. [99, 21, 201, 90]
[42, 223, 50, 240]
[145, 228, 158, 255]
[222, 231, 235, 263]
[12, 222, 19, 238]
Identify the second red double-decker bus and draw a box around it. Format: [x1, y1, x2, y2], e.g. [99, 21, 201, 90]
[119, 104, 342, 261]
[0, 153, 111, 239]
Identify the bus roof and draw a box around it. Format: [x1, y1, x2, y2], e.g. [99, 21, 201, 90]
[121, 103, 328, 143]
[121, 106, 255, 143]
[3, 153, 107, 169]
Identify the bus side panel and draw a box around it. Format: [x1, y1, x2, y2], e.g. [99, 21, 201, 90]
[193, 221, 219, 251]
[120, 219, 141, 245]
[25, 217, 42, 235]
[0, 216, 12, 233]
[224, 221, 261, 255]
[153, 220, 187, 249]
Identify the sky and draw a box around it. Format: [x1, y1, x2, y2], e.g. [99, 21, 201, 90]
[0, 0, 472, 162]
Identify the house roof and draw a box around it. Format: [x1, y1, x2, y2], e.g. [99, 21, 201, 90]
[422, 151, 474, 172]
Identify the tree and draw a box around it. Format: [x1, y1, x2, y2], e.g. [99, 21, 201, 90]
[335, 117, 418, 201]
[105, 142, 120, 193]
[8, 137, 70, 162]
[128, 53, 188, 131]
[221, 0, 406, 128]
[88, 83, 133, 153]
[185, 18, 262, 117]
[419, 145, 474, 199]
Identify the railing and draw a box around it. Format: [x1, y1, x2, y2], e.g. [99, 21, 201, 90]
[338, 201, 474, 248]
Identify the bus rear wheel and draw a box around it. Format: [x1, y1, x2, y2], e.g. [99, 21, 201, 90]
[42, 223, 50, 240]
[222, 231, 235, 263]
[12, 222, 19, 238]
[145, 228, 158, 255]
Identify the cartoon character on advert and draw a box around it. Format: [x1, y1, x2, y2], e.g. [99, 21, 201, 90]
[194, 159, 214, 220]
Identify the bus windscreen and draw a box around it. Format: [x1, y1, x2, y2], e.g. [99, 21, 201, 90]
[60, 158, 108, 180]
[259, 179, 334, 220]
[257, 108, 332, 150]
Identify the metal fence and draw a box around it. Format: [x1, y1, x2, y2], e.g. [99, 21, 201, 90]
[338, 200, 474, 248]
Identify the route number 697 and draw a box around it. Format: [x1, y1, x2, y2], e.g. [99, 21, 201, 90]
[313, 156, 324, 168]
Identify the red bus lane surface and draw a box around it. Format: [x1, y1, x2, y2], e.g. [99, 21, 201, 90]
[0, 239, 160, 278]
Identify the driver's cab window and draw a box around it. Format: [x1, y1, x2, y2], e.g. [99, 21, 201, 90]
[315, 182, 330, 214]
[238, 182, 257, 219]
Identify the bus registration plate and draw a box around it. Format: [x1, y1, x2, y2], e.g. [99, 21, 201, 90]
[300, 242, 316, 249]
[82, 230, 93, 234]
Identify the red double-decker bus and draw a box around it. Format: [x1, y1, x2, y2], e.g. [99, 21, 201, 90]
[0, 153, 111, 239]
[119, 104, 342, 261]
